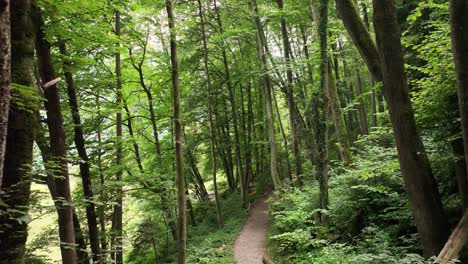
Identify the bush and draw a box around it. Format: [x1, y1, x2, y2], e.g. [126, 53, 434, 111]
[267, 129, 426, 264]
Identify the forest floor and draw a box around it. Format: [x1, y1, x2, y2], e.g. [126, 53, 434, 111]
[233, 196, 270, 264]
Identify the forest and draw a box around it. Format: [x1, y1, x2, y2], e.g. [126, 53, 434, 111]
[0, 0, 467, 263]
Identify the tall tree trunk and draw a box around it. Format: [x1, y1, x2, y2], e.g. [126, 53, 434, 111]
[453, 138, 468, 209]
[59, 43, 102, 263]
[245, 80, 254, 188]
[273, 86, 293, 181]
[450, 0, 468, 210]
[214, 0, 245, 201]
[0, 0, 10, 188]
[327, 60, 351, 164]
[112, 10, 123, 264]
[165, 1, 186, 263]
[372, 0, 449, 256]
[198, 0, 224, 227]
[0, 1, 36, 261]
[360, 2, 377, 127]
[251, 0, 281, 189]
[316, 0, 330, 224]
[276, 0, 303, 181]
[355, 67, 369, 135]
[33, 4, 77, 262]
[35, 121, 90, 264]
[95, 93, 108, 257]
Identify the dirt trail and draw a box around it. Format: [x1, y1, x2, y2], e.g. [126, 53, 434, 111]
[233, 197, 270, 264]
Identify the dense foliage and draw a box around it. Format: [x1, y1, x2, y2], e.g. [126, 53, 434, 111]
[0, 0, 467, 263]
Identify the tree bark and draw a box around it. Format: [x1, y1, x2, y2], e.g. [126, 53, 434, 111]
[0, 1, 36, 261]
[0, 0, 10, 189]
[453, 136, 468, 209]
[434, 210, 468, 264]
[450, 0, 468, 210]
[372, 0, 450, 256]
[165, 1, 186, 263]
[33, 3, 77, 262]
[112, 10, 123, 264]
[316, 0, 330, 224]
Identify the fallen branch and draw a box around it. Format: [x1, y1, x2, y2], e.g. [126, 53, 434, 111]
[43, 77, 62, 88]
[434, 210, 468, 264]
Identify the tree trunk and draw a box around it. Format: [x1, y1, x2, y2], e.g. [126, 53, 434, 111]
[0, 1, 36, 261]
[335, 0, 382, 82]
[198, 0, 224, 227]
[372, 0, 450, 256]
[251, 0, 281, 189]
[128, 43, 162, 158]
[35, 122, 90, 264]
[327, 60, 351, 164]
[165, 1, 186, 263]
[95, 93, 108, 257]
[434, 210, 468, 264]
[450, 0, 468, 210]
[59, 43, 102, 263]
[112, 10, 123, 264]
[0, 0, 10, 188]
[316, 0, 330, 224]
[33, 3, 77, 262]
[273, 86, 293, 181]
[214, 0, 245, 201]
[453, 138, 468, 209]
[355, 67, 369, 135]
[360, 2, 378, 127]
[276, 0, 303, 181]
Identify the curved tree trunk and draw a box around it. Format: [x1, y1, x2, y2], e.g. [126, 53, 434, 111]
[198, 0, 224, 227]
[59, 42, 102, 264]
[34, 4, 78, 262]
[35, 121, 90, 264]
[372, 0, 449, 256]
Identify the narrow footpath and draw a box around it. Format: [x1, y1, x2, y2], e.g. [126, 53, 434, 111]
[233, 197, 270, 264]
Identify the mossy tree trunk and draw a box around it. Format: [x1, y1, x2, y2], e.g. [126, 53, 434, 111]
[0, 1, 36, 261]
[165, 0, 186, 262]
[0, 0, 10, 187]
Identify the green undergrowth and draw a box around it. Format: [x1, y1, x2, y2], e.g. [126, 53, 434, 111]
[127, 191, 249, 264]
[184, 192, 248, 264]
[266, 130, 435, 264]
